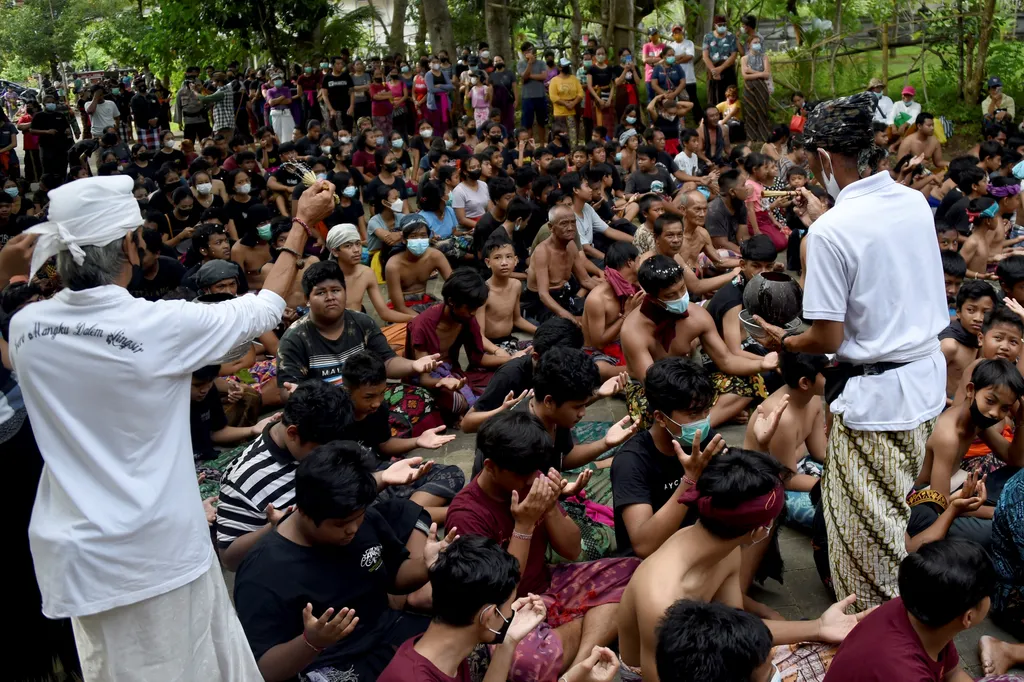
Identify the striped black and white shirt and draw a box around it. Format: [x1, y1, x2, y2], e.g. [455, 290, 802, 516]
[215, 426, 298, 549]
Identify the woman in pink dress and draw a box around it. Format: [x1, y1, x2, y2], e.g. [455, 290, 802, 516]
[743, 152, 790, 252]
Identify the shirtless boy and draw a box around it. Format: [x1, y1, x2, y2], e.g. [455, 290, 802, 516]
[230, 208, 275, 290]
[960, 198, 1004, 277]
[914, 359, 1024, 536]
[259, 219, 320, 308]
[582, 242, 645, 379]
[326, 222, 414, 324]
[940, 280, 997, 399]
[896, 112, 948, 169]
[950, 304, 1024, 405]
[942, 249, 967, 318]
[523, 204, 599, 324]
[385, 217, 452, 316]
[997, 254, 1024, 307]
[743, 351, 828, 531]
[621, 255, 777, 428]
[616, 448, 866, 681]
[679, 190, 739, 274]
[638, 215, 739, 298]
[480, 234, 536, 353]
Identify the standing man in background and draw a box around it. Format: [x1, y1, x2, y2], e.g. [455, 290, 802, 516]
[757, 93, 947, 610]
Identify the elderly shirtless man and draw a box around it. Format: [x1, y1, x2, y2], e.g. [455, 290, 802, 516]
[326, 223, 415, 324]
[677, 190, 739, 275]
[616, 447, 867, 682]
[522, 204, 600, 324]
[621, 255, 776, 428]
[638, 214, 739, 298]
[385, 217, 452, 316]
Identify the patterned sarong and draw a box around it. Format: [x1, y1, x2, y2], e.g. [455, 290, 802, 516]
[772, 642, 838, 682]
[822, 412, 933, 611]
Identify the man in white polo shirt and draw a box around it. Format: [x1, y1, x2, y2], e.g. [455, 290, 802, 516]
[756, 93, 947, 610]
[8, 175, 335, 681]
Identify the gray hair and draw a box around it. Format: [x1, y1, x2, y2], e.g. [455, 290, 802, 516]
[548, 204, 573, 223]
[57, 240, 128, 291]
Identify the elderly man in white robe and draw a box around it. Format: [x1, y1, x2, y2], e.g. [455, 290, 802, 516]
[7, 175, 339, 681]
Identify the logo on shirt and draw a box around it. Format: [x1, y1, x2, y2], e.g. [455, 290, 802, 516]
[360, 544, 383, 571]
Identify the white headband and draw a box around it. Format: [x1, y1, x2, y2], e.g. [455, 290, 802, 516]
[326, 223, 361, 250]
[27, 176, 143, 276]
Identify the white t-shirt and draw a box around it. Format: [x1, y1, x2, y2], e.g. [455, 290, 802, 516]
[10, 286, 286, 617]
[666, 39, 697, 84]
[886, 99, 921, 126]
[871, 94, 894, 123]
[803, 172, 947, 431]
[673, 150, 700, 177]
[89, 100, 120, 135]
[574, 203, 609, 246]
[451, 180, 490, 219]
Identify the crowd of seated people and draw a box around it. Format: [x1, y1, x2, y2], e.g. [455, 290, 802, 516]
[3, 46, 1024, 682]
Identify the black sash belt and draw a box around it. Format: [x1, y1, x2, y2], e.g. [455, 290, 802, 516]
[824, 361, 909, 405]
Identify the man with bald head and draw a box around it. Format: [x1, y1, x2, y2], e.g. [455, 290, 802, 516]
[522, 204, 600, 324]
[638, 213, 737, 299]
[678, 189, 740, 275]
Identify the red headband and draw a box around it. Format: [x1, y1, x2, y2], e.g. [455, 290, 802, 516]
[679, 482, 785, 531]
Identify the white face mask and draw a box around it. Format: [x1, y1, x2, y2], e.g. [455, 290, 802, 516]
[421, 129, 434, 139]
[390, 199, 404, 213]
[196, 183, 213, 195]
[163, 140, 174, 149]
[471, 77, 479, 85]
[817, 149, 842, 199]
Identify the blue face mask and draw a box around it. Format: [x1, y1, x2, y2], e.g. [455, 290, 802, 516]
[256, 223, 273, 241]
[665, 412, 711, 446]
[615, 152, 623, 162]
[662, 290, 690, 315]
[343, 186, 358, 198]
[666, 56, 676, 64]
[316, 172, 328, 181]
[4, 187, 18, 197]
[407, 238, 430, 256]
[696, 186, 711, 199]
[392, 138, 404, 149]
[375, 136, 386, 146]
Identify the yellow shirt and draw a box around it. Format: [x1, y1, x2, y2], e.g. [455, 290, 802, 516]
[717, 99, 743, 121]
[548, 75, 583, 118]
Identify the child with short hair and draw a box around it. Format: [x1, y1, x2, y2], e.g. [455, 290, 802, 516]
[960, 197, 1003, 277]
[950, 305, 1024, 406]
[824, 538, 995, 681]
[480, 234, 536, 355]
[743, 152, 789, 252]
[939, 279, 997, 400]
[941, 249, 967, 318]
[936, 220, 959, 253]
[996, 253, 1024, 306]
[743, 351, 829, 532]
[385, 218, 453, 316]
[341, 350, 464, 523]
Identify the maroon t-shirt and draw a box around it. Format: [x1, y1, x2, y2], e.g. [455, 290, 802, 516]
[823, 598, 960, 682]
[446, 479, 558, 596]
[378, 636, 471, 682]
[405, 302, 486, 371]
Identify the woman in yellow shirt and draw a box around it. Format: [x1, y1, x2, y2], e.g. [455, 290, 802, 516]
[549, 57, 584, 123]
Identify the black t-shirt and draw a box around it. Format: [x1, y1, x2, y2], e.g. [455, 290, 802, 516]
[277, 311, 397, 386]
[625, 167, 673, 195]
[329, 198, 365, 228]
[705, 196, 747, 244]
[472, 212, 501, 259]
[123, 161, 160, 182]
[189, 386, 227, 460]
[347, 404, 392, 457]
[549, 138, 571, 158]
[222, 196, 264, 238]
[29, 110, 71, 150]
[588, 65, 615, 90]
[130, 256, 186, 301]
[323, 72, 353, 111]
[474, 355, 533, 412]
[272, 166, 303, 189]
[653, 115, 681, 143]
[502, 146, 534, 171]
[234, 507, 410, 667]
[295, 135, 321, 158]
[364, 176, 409, 204]
[705, 281, 744, 335]
[611, 429, 713, 555]
[155, 148, 188, 174]
[934, 187, 963, 222]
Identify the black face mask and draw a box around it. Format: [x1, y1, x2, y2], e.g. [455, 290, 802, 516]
[138, 151, 153, 161]
[489, 134, 502, 142]
[383, 161, 398, 173]
[494, 63, 505, 70]
[546, 59, 555, 67]
[467, 169, 482, 181]
[163, 181, 180, 194]
[485, 605, 513, 644]
[373, 77, 383, 83]
[560, 66, 572, 75]
[970, 400, 1002, 430]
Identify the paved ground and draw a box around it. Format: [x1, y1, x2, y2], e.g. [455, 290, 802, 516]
[406, 394, 1020, 677]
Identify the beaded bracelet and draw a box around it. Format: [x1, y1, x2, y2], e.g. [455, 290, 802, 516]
[292, 217, 314, 237]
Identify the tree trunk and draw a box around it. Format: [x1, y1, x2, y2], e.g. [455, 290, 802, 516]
[416, 7, 428, 56]
[422, 0, 456, 61]
[701, 0, 716, 41]
[388, 0, 409, 56]
[786, 0, 803, 45]
[829, 0, 843, 96]
[486, 0, 513, 65]
[568, 0, 582, 62]
[609, 0, 634, 57]
[881, 22, 890, 83]
[965, 0, 997, 102]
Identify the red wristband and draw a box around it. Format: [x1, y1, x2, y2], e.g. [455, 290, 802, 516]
[292, 217, 313, 237]
[302, 631, 324, 654]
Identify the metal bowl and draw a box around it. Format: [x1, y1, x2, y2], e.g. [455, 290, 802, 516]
[738, 309, 803, 341]
[741, 272, 803, 326]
